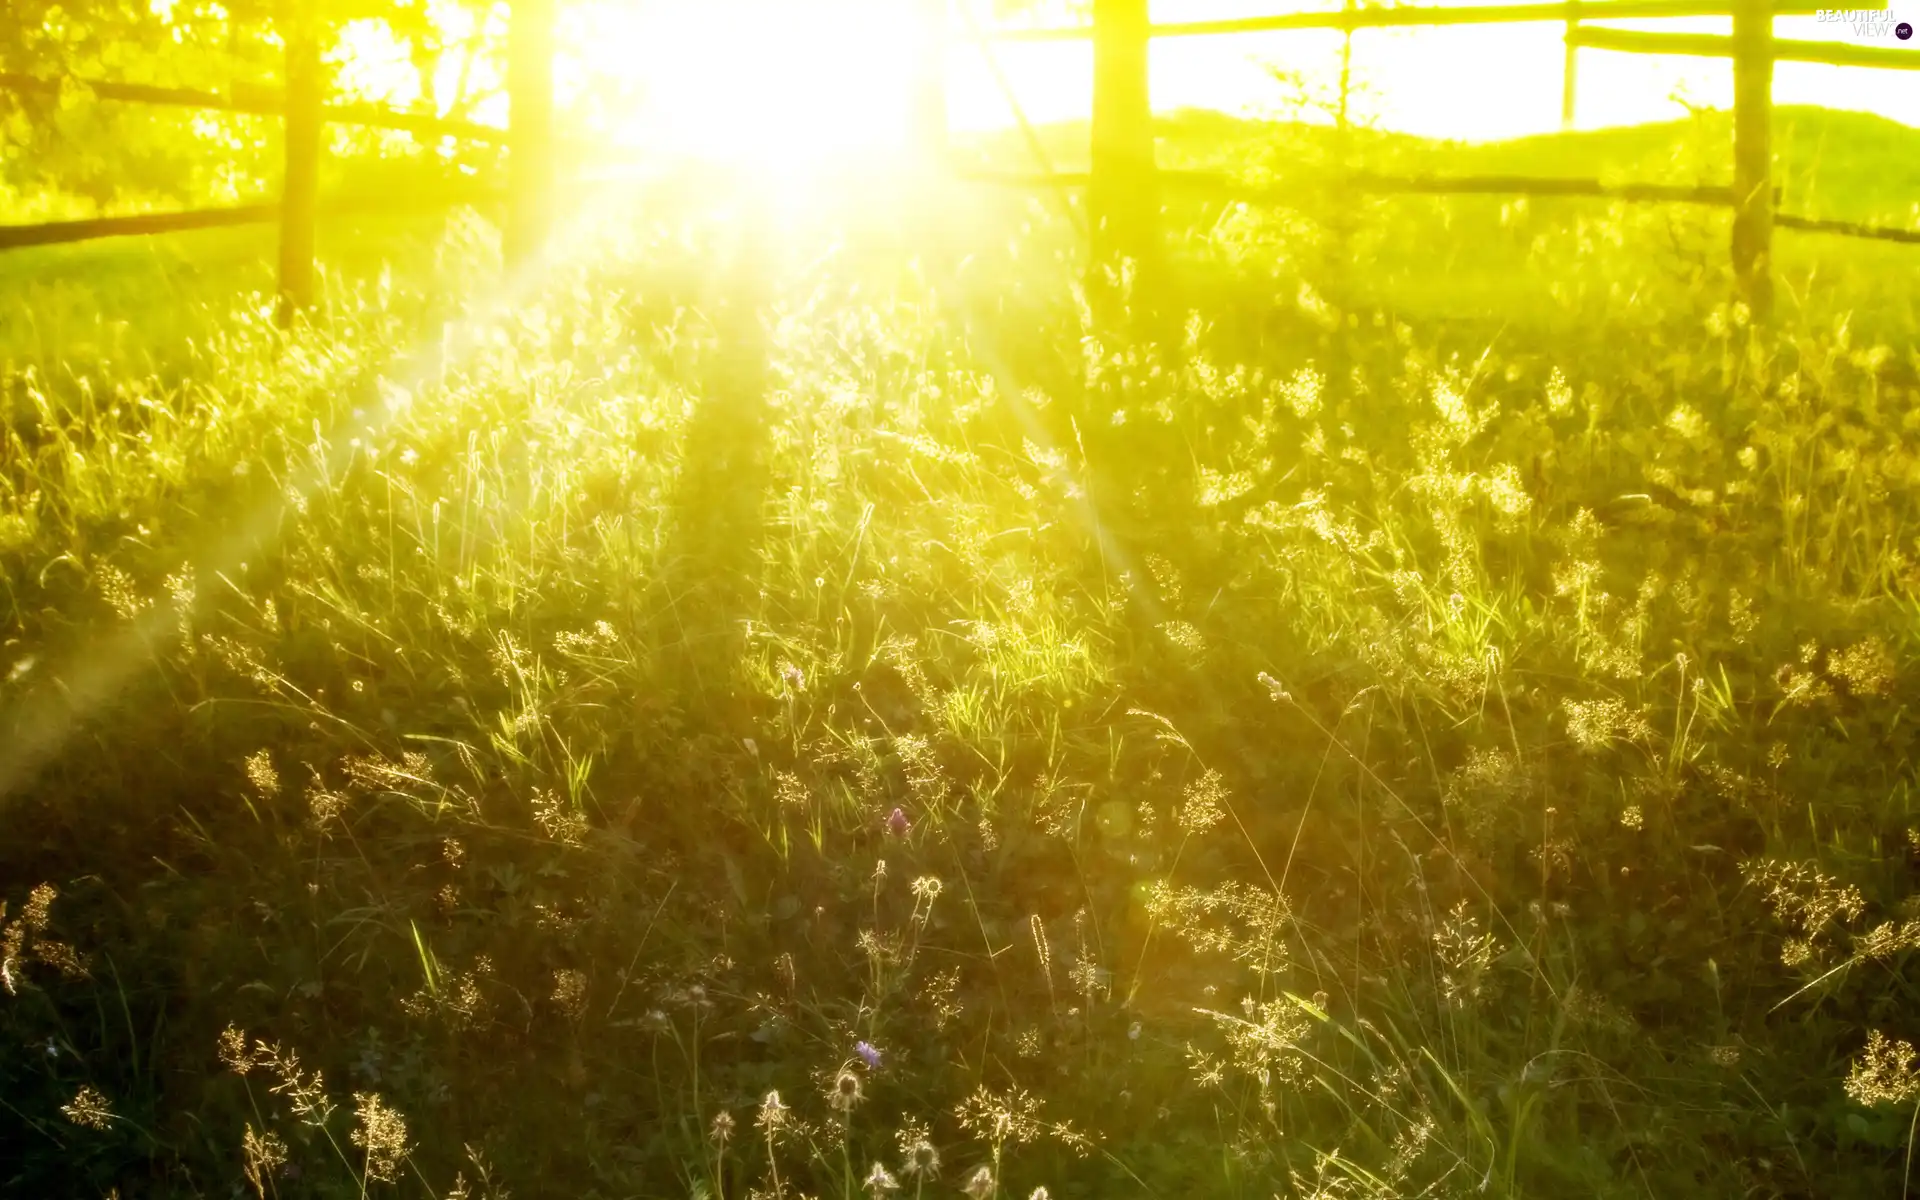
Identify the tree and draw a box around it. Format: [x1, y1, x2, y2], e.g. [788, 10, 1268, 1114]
[0, 1, 484, 217]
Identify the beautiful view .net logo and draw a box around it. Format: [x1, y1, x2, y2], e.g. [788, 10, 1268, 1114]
[1814, 9, 1914, 37]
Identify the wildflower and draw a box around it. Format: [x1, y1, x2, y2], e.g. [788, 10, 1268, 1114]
[61, 1084, 113, 1130]
[863, 1162, 900, 1194]
[963, 1166, 996, 1199]
[709, 1110, 735, 1146]
[855, 1040, 882, 1069]
[887, 807, 910, 836]
[828, 1067, 865, 1112]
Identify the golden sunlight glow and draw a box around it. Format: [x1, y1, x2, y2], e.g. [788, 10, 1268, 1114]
[959, 15, 1920, 142]
[566, 0, 928, 168]
[330, 0, 1918, 173]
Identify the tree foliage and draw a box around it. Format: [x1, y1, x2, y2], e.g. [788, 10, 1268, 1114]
[0, 1, 488, 217]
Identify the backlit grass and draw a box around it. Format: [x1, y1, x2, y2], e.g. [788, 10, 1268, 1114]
[3, 117, 1920, 1199]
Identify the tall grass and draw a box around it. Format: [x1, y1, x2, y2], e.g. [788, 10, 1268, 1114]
[2, 143, 1919, 1199]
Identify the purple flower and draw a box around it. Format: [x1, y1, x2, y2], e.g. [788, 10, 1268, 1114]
[855, 1041, 882, 1070]
[886, 807, 910, 836]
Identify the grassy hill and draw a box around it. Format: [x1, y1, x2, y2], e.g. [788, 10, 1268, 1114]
[951, 105, 1920, 342]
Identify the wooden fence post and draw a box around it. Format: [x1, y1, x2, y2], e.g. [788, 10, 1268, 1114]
[277, 12, 322, 325]
[506, 0, 556, 270]
[1089, 0, 1159, 288]
[1561, 0, 1580, 128]
[1731, 0, 1774, 320]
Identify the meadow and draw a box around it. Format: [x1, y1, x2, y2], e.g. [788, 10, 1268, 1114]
[3, 109, 1920, 1198]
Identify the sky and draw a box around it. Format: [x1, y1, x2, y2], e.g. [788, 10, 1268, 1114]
[340, 0, 1920, 162]
[948, 6, 1920, 141]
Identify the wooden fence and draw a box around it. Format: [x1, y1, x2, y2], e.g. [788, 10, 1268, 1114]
[2, 0, 1916, 325]
[0, 2, 556, 324]
[973, 0, 1920, 320]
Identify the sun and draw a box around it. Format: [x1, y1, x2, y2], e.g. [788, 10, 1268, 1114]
[566, 0, 934, 171]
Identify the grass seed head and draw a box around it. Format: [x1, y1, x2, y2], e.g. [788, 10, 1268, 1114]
[350, 1091, 411, 1183]
[60, 1084, 113, 1130]
[1846, 1031, 1920, 1108]
[241, 1124, 288, 1198]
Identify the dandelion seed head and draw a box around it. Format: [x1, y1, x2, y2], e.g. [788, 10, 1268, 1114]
[963, 1165, 995, 1199]
[901, 1136, 940, 1178]
[828, 1067, 865, 1112]
[756, 1089, 789, 1133]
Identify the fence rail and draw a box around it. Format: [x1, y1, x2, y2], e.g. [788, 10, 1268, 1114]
[1775, 212, 1920, 244]
[0, 203, 279, 251]
[0, 185, 504, 253]
[0, 8, 547, 322]
[1566, 27, 1920, 68]
[0, 71, 512, 143]
[959, 167, 1788, 209]
[986, 0, 1861, 40]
